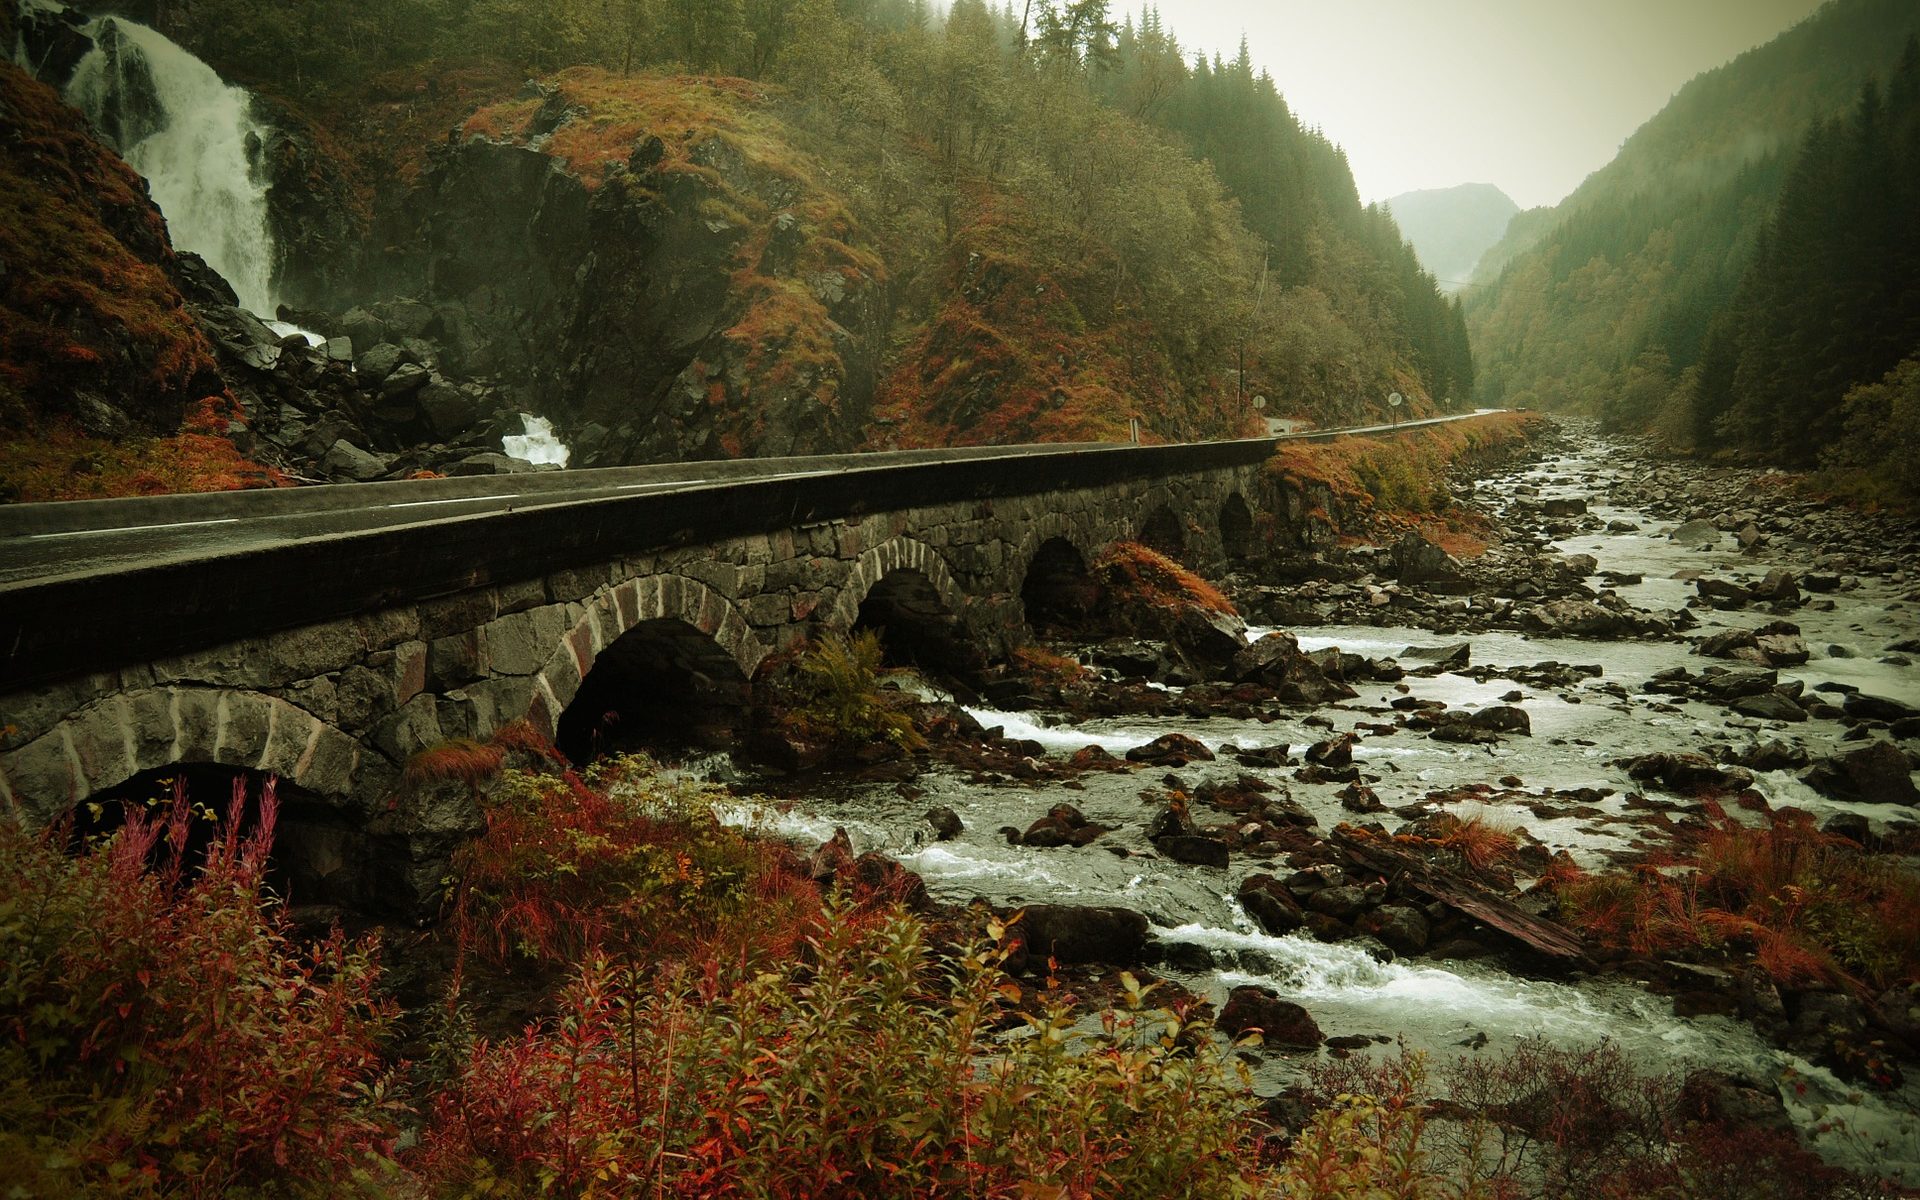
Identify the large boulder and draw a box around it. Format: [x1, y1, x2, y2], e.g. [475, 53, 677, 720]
[1216, 985, 1322, 1047]
[1170, 606, 1249, 675]
[1356, 904, 1430, 955]
[1803, 741, 1920, 807]
[1125, 733, 1215, 767]
[1390, 531, 1457, 583]
[1017, 904, 1150, 966]
[1521, 599, 1626, 638]
[1621, 752, 1754, 795]
[1238, 874, 1306, 936]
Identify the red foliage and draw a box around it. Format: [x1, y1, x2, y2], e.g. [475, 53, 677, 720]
[1093, 540, 1238, 616]
[448, 759, 817, 970]
[0, 63, 228, 439]
[0, 777, 399, 1194]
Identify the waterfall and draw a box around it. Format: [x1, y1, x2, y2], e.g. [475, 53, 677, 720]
[503, 414, 573, 467]
[44, 8, 281, 317]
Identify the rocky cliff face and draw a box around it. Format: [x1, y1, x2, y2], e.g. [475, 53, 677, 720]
[0, 60, 223, 440]
[391, 72, 892, 466]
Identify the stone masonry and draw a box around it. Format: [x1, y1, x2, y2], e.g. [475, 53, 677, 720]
[0, 459, 1326, 912]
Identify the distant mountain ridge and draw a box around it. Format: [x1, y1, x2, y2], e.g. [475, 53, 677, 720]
[1466, 0, 1920, 413]
[1381, 183, 1518, 292]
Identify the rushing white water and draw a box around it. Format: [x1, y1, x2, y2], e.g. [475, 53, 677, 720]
[502, 414, 572, 467]
[48, 10, 279, 315]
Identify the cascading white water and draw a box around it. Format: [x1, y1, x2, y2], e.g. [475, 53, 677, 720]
[55, 11, 280, 316]
[503, 414, 572, 467]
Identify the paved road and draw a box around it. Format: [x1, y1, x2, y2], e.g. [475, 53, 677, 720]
[0, 413, 1498, 589]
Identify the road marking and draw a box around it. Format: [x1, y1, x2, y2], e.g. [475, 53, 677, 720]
[386, 494, 517, 509]
[30, 517, 242, 539]
[616, 478, 708, 490]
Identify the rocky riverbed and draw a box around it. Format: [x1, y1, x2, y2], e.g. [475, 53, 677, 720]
[703, 421, 1920, 1181]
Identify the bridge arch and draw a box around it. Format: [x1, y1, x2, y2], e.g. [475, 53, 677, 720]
[1220, 492, 1255, 561]
[1138, 503, 1187, 561]
[537, 574, 766, 761]
[0, 686, 363, 822]
[1020, 536, 1102, 633]
[828, 537, 979, 673]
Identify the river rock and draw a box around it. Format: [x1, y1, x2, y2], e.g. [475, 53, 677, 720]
[1677, 1070, 1794, 1134]
[1821, 811, 1872, 845]
[1230, 743, 1292, 768]
[1125, 733, 1215, 767]
[924, 806, 962, 841]
[1401, 641, 1471, 671]
[1470, 705, 1532, 736]
[1238, 874, 1306, 935]
[1306, 885, 1370, 919]
[1391, 531, 1457, 583]
[1521, 599, 1625, 637]
[1670, 519, 1722, 548]
[1155, 834, 1229, 869]
[1216, 985, 1323, 1047]
[1228, 632, 1355, 703]
[1229, 630, 1304, 681]
[1803, 741, 1920, 807]
[1023, 803, 1106, 848]
[1754, 632, 1809, 666]
[1730, 692, 1807, 723]
[1541, 497, 1587, 517]
[1017, 904, 1149, 966]
[1750, 569, 1801, 605]
[1844, 693, 1920, 723]
[1736, 740, 1810, 772]
[1695, 668, 1777, 701]
[1170, 607, 1247, 675]
[1305, 733, 1355, 768]
[1622, 752, 1754, 795]
[1356, 904, 1430, 955]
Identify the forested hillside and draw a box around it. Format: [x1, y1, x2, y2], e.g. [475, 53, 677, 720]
[99, 0, 1469, 450]
[1693, 38, 1920, 493]
[1465, 0, 1920, 440]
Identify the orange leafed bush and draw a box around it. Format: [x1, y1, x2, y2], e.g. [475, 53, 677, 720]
[1555, 806, 1920, 991]
[1093, 541, 1237, 617]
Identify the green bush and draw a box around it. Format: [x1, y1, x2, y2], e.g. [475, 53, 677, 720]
[790, 630, 926, 752]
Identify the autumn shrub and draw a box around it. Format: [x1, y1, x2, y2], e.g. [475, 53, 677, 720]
[1301, 1040, 1897, 1200]
[1010, 643, 1090, 687]
[1093, 540, 1238, 617]
[422, 903, 1281, 1198]
[0, 778, 400, 1197]
[449, 755, 814, 970]
[787, 629, 926, 751]
[1554, 807, 1920, 991]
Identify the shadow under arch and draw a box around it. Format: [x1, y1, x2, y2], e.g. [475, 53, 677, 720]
[1138, 504, 1186, 560]
[555, 617, 755, 763]
[1020, 536, 1102, 634]
[1220, 492, 1255, 561]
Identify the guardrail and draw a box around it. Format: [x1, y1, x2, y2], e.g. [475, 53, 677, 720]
[0, 413, 1496, 689]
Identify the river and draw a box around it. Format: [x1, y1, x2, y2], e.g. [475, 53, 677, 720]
[712, 429, 1920, 1180]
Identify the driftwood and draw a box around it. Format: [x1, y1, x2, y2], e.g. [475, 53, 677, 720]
[1332, 827, 1590, 963]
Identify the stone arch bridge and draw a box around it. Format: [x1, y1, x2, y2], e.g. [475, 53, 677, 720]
[0, 420, 1468, 911]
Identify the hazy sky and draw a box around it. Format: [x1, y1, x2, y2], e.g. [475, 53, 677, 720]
[1144, 0, 1828, 209]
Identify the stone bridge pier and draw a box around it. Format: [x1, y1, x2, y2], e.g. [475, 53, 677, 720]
[0, 439, 1334, 915]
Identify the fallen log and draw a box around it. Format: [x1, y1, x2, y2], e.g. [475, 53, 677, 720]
[1332, 826, 1590, 963]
